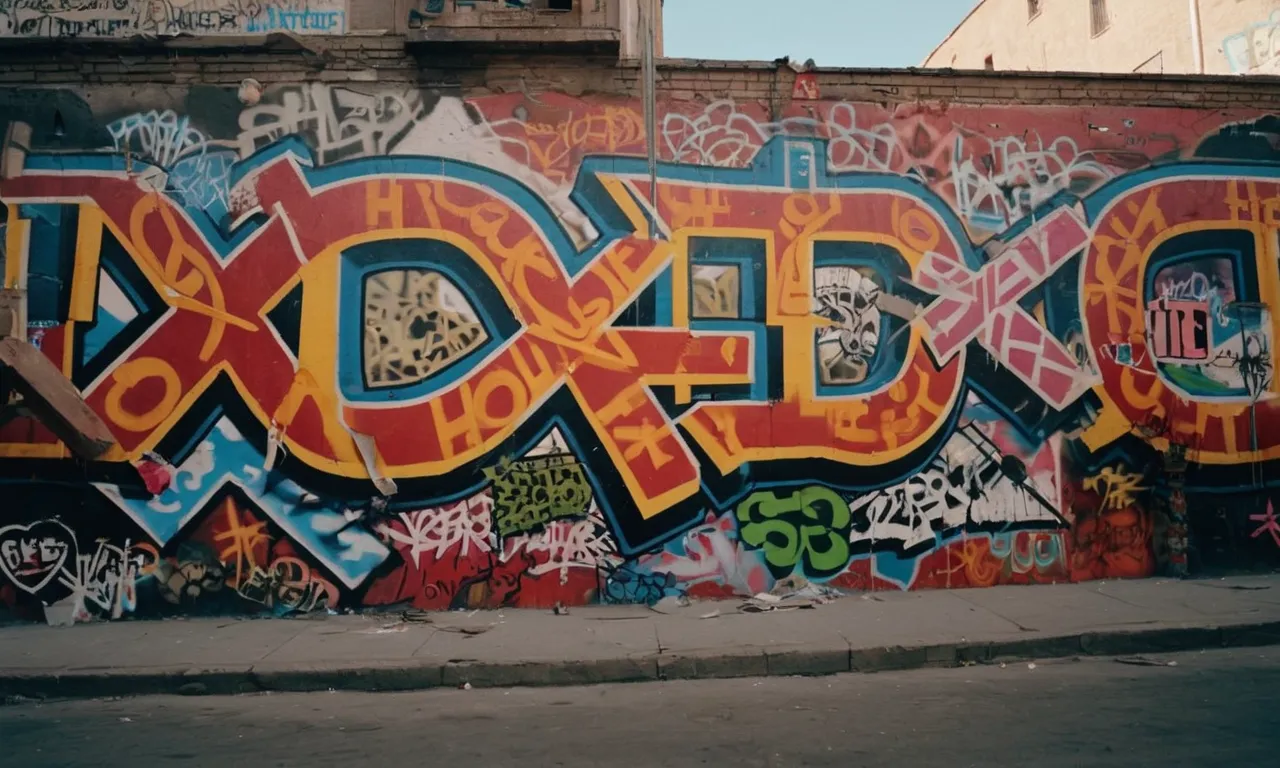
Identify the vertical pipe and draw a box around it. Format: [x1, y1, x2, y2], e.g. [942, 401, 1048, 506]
[1189, 0, 1205, 74]
[642, 0, 658, 239]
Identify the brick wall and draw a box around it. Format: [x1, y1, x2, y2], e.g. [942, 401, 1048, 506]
[0, 37, 1276, 109]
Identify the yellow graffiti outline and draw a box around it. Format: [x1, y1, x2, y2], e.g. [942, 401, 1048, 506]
[677, 217, 963, 474]
[124, 194, 258, 362]
[564, 375, 700, 520]
[68, 205, 104, 322]
[1084, 204, 1280, 463]
[3, 204, 27, 289]
[103, 357, 182, 433]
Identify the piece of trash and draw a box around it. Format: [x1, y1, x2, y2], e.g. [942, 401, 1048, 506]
[4, 694, 42, 705]
[1206, 584, 1270, 591]
[440, 624, 494, 636]
[1115, 656, 1176, 667]
[1027, 663, 1037, 670]
[740, 593, 827, 613]
[460, 682, 472, 691]
[553, 603, 570, 616]
[118, 717, 133, 723]
[999, 663, 1007, 669]
[699, 610, 721, 620]
[400, 609, 433, 623]
[648, 595, 693, 615]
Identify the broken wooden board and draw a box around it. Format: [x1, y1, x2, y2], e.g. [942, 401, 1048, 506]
[0, 337, 117, 459]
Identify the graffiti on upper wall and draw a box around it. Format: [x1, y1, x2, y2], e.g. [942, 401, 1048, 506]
[1224, 11, 1280, 75]
[2, 86, 1280, 623]
[0, 0, 348, 37]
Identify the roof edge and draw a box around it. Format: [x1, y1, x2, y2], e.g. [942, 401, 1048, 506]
[920, 0, 990, 67]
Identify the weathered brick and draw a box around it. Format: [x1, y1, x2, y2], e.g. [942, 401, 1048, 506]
[0, 38, 1272, 114]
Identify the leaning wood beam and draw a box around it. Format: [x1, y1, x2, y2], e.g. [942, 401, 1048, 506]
[0, 338, 118, 460]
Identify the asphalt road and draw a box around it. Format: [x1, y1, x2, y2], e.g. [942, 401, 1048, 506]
[3, 647, 1278, 767]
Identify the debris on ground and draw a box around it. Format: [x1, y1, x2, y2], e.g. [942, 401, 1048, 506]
[648, 595, 693, 615]
[553, 603, 571, 616]
[3, 694, 43, 706]
[360, 623, 409, 635]
[739, 578, 841, 613]
[1115, 656, 1179, 667]
[400, 609, 433, 623]
[439, 625, 494, 636]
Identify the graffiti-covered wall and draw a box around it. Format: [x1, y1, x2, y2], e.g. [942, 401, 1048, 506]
[0, 0, 348, 37]
[2, 81, 1280, 623]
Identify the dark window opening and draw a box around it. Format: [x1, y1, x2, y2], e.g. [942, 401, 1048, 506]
[1091, 0, 1110, 36]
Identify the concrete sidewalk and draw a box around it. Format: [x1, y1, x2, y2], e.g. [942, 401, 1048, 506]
[3, 575, 1280, 700]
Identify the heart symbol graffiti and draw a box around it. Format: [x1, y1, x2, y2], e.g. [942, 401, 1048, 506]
[0, 520, 76, 596]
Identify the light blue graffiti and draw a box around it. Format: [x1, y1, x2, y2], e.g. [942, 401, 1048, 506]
[988, 531, 1063, 572]
[106, 110, 234, 223]
[80, 269, 139, 363]
[1223, 11, 1280, 74]
[602, 564, 678, 605]
[94, 417, 389, 590]
[169, 149, 235, 224]
[245, 8, 346, 34]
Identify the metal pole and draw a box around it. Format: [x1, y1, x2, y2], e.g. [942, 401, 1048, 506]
[642, 0, 658, 239]
[1189, 0, 1205, 74]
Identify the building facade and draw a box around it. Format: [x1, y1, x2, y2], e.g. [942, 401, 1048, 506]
[0, 1, 662, 58]
[924, 0, 1280, 75]
[2, 1, 1280, 624]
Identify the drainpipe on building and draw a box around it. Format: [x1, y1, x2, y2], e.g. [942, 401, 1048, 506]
[641, 0, 659, 239]
[1189, 0, 1205, 74]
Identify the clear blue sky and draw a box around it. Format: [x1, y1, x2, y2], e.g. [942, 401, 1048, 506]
[663, 0, 977, 68]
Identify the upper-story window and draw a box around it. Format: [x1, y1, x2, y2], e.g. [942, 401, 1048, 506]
[1028, 0, 1042, 20]
[1090, 0, 1111, 36]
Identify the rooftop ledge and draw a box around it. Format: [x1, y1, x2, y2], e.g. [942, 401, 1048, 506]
[0, 31, 376, 53]
[405, 26, 619, 46]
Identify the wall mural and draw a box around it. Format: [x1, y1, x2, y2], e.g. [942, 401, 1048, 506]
[2, 86, 1280, 623]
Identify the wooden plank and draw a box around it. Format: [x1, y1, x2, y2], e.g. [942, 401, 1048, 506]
[0, 338, 118, 460]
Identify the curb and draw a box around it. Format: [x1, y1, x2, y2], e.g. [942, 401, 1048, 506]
[4, 620, 1280, 701]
